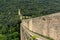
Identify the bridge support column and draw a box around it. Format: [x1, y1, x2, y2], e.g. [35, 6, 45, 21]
[29, 19, 32, 31]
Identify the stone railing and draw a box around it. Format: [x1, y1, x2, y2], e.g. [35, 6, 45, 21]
[20, 24, 54, 40]
[20, 25, 33, 40]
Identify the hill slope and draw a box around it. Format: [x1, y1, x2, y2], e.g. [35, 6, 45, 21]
[19, 0, 60, 17]
[0, 0, 60, 16]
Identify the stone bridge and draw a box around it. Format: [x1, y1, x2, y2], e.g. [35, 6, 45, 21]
[20, 12, 60, 40]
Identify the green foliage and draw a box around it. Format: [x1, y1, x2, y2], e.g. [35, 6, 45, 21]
[0, 34, 7, 40]
[19, 0, 60, 17]
[0, 0, 60, 17]
[32, 35, 39, 40]
[0, 9, 20, 40]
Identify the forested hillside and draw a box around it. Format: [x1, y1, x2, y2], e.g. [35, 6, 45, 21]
[20, 0, 60, 17]
[0, 0, 20, 40]
[0, 0, 60, 40]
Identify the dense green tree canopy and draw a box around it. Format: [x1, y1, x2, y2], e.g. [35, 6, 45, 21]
[0, 0, 60, 16]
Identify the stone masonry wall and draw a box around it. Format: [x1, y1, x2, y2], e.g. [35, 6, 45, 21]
[21, 13, 60, 40]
